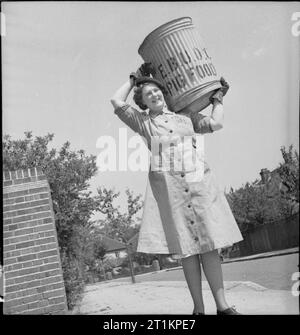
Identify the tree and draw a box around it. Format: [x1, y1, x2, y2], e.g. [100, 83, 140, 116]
[277, 145, 299, 203]
[95, 187, 143, 243]
[227, 145, 299, 230]
[2, 131, 101, 309]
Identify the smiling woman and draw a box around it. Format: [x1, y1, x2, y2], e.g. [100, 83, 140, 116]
[141, 84, 165, 112]
[2, 1, 299, 315]
[110, 65, 244, 315]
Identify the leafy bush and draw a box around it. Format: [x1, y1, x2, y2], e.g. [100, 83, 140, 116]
[119, 267, 131, 276]
[227, 145, 299, 229]
[2, 132, 101, 310]
[61, 253, 85, 310]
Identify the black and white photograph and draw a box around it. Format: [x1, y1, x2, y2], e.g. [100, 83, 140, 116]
[2, 1, 299, 319]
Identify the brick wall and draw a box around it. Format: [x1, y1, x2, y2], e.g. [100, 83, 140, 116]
[3, 167, 68, 315]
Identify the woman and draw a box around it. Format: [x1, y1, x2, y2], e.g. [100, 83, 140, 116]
[110, 67, 244, 315]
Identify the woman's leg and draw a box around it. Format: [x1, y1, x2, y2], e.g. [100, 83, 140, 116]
[181, 254, 205, 314]
[200, 249, 230, 311]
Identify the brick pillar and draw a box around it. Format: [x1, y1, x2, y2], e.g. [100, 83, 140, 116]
[3, 167, 68, 315]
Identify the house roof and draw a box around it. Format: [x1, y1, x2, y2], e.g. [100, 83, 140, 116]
[98, 234, 127, 252]
[127, 233, 139, 252]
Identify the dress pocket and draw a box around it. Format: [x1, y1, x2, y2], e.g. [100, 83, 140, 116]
[190, 171, 219, 211]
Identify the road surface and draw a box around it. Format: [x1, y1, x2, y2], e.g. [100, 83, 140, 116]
[115, 253, 299, 291]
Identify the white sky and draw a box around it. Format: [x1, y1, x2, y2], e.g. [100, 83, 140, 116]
[2, 1, 299, 220]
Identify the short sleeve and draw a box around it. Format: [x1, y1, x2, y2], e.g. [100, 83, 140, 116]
[114, 103, 146, 135]
[190, 111, 214, 134]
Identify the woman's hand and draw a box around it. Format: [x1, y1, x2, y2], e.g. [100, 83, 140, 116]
[138, 63, 156, 77]
[130, 63, 156, 86]
[220, 77, 229, 96]
[110, 63, 156, 109]
[210, 77, 230, 105]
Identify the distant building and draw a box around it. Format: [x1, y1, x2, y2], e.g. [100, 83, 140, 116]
[97, 234, 128, 259]
[253, 167, 299, 214]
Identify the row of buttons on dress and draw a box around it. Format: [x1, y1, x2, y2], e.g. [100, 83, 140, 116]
[164, 114, 201, 244]
[180, 172, 199, 242]
[165, 120, 174, 134]
[163, 118, 174, 134]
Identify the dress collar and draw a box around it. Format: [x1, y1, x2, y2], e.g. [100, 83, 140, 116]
[149, 107, 174, 118]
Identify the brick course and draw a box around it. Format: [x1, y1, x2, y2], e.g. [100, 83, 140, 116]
[3, 168, 68, 315]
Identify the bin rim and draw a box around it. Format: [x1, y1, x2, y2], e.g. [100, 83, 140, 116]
[138, 17, 192, 55]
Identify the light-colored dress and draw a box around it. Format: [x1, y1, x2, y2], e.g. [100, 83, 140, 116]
[114, 104, 243, 259]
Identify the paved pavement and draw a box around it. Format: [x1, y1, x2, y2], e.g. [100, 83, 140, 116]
[75, 280, 299, 315]
[74, 248, 299, 315]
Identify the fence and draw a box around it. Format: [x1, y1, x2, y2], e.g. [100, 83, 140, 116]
[229, 213, 299, 258]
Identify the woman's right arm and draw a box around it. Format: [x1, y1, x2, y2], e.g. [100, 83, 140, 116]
[110, 78, 134, 109]
[110, 76, 146, 136]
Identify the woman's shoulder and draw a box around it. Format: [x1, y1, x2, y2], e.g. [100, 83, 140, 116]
[115, 103, 148, 117]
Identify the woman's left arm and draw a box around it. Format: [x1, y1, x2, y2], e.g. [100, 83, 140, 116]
[209, 100, 224, 131]
[191, 77, 228, 134]
[190, 100, 224, 134]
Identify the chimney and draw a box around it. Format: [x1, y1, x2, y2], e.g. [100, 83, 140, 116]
[260, 168, 271, 184]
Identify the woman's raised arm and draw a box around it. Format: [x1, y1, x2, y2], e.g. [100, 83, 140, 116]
[208, 77, 229, 131]
[209, 100, 224, 131]
[110, 78, 134, 109]
[190, 77, 228, 134]
[110, 64, 153, 109]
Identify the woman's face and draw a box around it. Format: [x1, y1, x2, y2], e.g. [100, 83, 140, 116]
[142, 83, 165, 112]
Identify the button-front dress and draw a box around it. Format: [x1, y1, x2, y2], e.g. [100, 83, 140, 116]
[114, 104, 243, 259]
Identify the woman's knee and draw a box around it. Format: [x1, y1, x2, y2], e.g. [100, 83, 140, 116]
[181, 254, 201, 267]
[200, 249, 219, 261]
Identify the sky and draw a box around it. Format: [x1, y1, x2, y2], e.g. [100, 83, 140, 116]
[2, 1, 299, 221]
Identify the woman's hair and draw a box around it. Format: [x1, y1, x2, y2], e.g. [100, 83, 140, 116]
[133, 81, 167, 110]
[133, 84, 149, 110]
